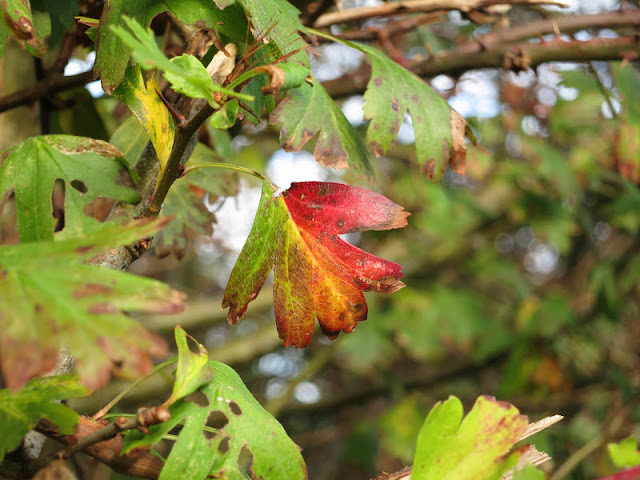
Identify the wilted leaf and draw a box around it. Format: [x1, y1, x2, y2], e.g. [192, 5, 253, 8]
[0, 135, 139, 242]
[156, 142, 237, 256]
[223, 181, 408, 347]
[608, 436, 640, 469]
[255, 63, 310, 94]
[164, 326, 214, 407]
[0, 219, 185, 390]
[94, 0, 164, 93]
[270, 78, 373, 176]
[411, 396, 528, 480]
[123, 360, 307, 480]
[0, 0, 47, 55]
[0, 376, 87, 462]
[113, 64, 175, 183]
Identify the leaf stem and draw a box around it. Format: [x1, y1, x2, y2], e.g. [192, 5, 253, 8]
[93, 356, 178, 420]
[183, 163, 279, 190]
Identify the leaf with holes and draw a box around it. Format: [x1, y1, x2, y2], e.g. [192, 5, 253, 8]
[156, 142, 237, 257]
[0, 376, 87, 462]
[0, 135, 139, 242]
[113, 64, 175, 183]
[270, 78, 373, 176]
[328, 36, 468, 181]
[0, 218, 185, 391]
[123, 360, 306, 480]
[223, 180, 408, 348]
[411, 396, 528, 480]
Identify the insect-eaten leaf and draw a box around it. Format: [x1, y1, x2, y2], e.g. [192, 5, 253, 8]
[0, 135, 139, 242]
[223, 181, 408, 348]
[0, 375, 87, 462]
[0, 0, 47, 55]
[411, 396, 529, 480]
[0, 219, 185, 391]
[123, 360, 307, 480]
[270, 77, 373, 176]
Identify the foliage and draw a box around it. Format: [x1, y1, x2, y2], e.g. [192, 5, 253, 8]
[0, 0, 639, 479]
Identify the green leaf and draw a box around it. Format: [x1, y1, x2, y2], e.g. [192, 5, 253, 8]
[270, 78, 373, 176]
[0, 376, 87, 461]
[123, 360, 307, 480]
[94, 0, 164, 93]
[210, 99, 239, 130]
[163, 0, 248, 44]
[156, 142, 237, 255]
[512, 465, 546, 480]
[608, 436, 640, 468]
[239, 0, 309, 67]
[0, 0, 47, 55]
[31, 0, 77, 50]
[113, 64, 176, 181]
[411, 396, 528, 480]
[612, 61, 640, 123]
[109, 115, 151, 167]
[0, 135, 139, 242]
[111, 17, 245, 106]
[0, 218, 185, 390]
[164, 326, 214, 407]
[0, 18, 8, 58]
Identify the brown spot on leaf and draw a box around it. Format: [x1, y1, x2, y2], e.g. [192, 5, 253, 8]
[391, 99, 399, 112]
[449, 110, 467, 175]
[74, 283, 113, 298]
[34, 304, 42, 313]
[337, 219, 344, 228]
[374, 77, 383, 87]
[88, 302, 118, 314]
[371, 141, 384, 157]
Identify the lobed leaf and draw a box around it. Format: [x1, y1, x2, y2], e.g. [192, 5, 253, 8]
[123, 359, 307, 480]
[0, 135, 139, 242]
[608, 436, 640, 469]
[0, 376, 87, 462]
[223, 181, 408, 347]
[411, 396, 528, 480]
[0, 219, 185, 390]
[270, 78, 373, 176]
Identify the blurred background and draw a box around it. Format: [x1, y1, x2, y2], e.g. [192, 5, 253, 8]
[2, 0, 640, 478]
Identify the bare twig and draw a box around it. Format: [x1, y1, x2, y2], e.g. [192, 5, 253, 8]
[312, 0, 569, 28]
[0, 70, 95, 114]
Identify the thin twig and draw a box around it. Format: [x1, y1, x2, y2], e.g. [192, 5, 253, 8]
[588, 61, 619, 119]
[312, 0, 569, 28]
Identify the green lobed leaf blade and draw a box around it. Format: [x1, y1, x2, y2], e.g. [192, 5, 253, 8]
[123, 360, 307, 480]
[0, 376, 87, 462]
[0, 219, 185, 390]
[222, 180, 287, 323]
[411, 396, 528, 480]
[0, 135, 140, 242]
[270, 78, 373, 176]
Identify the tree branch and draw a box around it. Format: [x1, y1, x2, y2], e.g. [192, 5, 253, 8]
[312, 0, 569, 28]
[0, 71, 95, 114]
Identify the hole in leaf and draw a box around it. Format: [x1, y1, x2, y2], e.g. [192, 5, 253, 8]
[70, 179, 88, 193]
[217, 436, 230, 454]
[184, 391, 209, 407]
[229, 401, 242, 416]
[207, 411, 229, 430]
[238, 445, 255, 477]
[52, 179, 65, 232]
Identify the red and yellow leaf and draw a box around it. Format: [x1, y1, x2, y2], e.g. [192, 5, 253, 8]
[223, 181, 408, 347]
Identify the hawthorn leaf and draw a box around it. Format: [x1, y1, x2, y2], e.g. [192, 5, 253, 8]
[109, 115, 150, 167]
[0, 376, 87, 462]
[411, 396, 528, 480]
[111, 17, 243, 107]
[113, 64, 175, 182]
[0, 0, 47, 55]
[123, 360, 307, 480]
[0, 135, 139, 242]
[164, 326, 214, 408]
[223, 181, 408, 348]
[239, 0, 309, 67]
[210, 99, 239, 130]
[94, 0, 164, 93]
[0, 218, 185, 390]
[608, 436, 640, 469]
[270, 78, 373, 176]
[156, 142, 237, 256]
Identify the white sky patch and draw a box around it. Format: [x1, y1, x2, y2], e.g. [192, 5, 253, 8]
[266, 149, 331, 190]
[65, 51, 104, 98]
[310, 43, 364, 82]
[342, 95, 365, 126]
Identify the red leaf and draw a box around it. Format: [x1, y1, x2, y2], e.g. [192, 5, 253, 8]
[223, 181, 409, 347]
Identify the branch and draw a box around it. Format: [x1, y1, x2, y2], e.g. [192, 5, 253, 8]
[34, 408, 169, 479]
[312, 0, 569, 28]
[0, 71, 95, 114]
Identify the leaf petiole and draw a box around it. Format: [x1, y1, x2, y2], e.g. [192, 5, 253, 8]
[183, 163, 279, 190]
